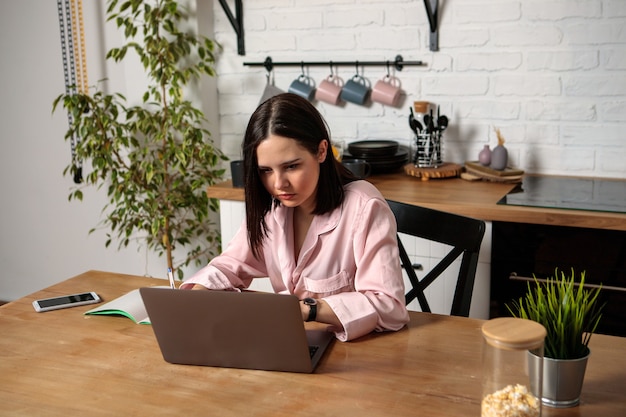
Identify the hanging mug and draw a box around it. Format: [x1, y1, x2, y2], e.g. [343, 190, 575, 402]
[315, 75, 344, 105]
[340, 74, 371, 105]
[288, 74, 316, 101]
[371, 75, 402, 107]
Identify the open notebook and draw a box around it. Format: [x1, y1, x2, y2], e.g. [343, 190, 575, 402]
[139, 287, 334, 373]
[84, 287, 164, 324]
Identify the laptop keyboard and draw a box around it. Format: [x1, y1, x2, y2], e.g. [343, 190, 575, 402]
[308, 345, 319, 358]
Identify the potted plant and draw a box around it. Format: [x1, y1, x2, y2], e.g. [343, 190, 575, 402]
[506, 268, 605, 408]
[53, 0, 227, 278]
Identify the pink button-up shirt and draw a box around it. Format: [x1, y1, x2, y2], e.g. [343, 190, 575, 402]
[181, 180, 409, 341]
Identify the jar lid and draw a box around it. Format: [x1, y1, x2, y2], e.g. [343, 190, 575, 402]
[413, 101, 430, 113]
[481, 317, 546, 350]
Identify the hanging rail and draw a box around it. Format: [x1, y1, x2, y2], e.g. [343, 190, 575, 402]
[243, 55, 425, 73]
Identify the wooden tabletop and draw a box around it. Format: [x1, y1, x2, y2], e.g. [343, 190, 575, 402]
[207, 173, 626, 231]
[1, 271, 625, 416]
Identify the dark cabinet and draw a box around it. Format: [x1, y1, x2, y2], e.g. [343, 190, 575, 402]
[490, 221, 626, 337]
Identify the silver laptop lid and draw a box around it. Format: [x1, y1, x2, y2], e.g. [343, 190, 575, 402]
[139, 287, 333, 373]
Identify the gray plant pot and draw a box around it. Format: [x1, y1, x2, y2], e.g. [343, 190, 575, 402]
[528, 351, 590, 408]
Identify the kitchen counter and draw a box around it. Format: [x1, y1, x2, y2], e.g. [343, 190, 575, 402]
[207, 172, 626, 231]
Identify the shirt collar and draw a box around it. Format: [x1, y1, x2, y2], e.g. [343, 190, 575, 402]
[272, 202, 341, 236]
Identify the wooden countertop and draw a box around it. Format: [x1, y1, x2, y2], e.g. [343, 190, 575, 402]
[207, 173, 626, 231]
[2, 270, 625, 416]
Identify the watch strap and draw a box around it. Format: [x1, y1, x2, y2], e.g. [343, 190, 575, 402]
[304, 298, 317, 322]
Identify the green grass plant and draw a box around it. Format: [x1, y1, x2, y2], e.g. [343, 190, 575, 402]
[507, 268, 604, 360]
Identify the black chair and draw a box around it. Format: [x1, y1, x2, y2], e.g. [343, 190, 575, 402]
[386, 199, 486, 317]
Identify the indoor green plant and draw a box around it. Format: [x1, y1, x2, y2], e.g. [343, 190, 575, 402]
[53, 0, 227, 278]
[507, 267, 604, 407]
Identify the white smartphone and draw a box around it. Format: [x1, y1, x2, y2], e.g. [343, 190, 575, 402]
[32, 291, 101, 312]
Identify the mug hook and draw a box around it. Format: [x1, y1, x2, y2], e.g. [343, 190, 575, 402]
[265, 69, 274, 85]
[263, 57, 274, 84]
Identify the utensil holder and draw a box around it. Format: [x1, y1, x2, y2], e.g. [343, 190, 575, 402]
[411, 131, 442, 168]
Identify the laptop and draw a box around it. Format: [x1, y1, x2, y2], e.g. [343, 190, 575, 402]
[139, 287, 334, 373]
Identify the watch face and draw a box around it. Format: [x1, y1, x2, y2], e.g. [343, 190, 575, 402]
[304, 297, 317, 306]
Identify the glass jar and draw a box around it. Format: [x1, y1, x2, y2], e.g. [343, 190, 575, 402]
[481, 317, 546, 417]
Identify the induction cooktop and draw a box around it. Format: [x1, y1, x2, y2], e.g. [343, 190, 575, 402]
[497, 175, 626, 214]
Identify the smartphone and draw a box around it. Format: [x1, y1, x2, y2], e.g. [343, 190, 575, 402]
[32, 291, 101, 312]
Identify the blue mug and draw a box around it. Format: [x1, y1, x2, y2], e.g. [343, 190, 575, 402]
[340, 75, 371, 105]
[288, 75, 316, 101]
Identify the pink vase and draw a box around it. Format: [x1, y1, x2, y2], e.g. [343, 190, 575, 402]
[478, 145, 491, 166]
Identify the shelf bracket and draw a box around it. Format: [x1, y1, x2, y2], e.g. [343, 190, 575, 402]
[423, 0, 439, 52]
[218, 0, 245, 55]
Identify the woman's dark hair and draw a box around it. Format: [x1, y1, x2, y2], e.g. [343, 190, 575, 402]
[242, 93, 356, 259]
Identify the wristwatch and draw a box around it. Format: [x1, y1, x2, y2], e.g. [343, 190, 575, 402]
[303, 297, 318, 322]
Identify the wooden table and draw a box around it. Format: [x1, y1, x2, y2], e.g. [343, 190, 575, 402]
[207, 173, 626, 231]
[1, 271, 624, 416]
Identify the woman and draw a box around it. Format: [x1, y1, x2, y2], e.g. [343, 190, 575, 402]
[181, 93, 409, 341]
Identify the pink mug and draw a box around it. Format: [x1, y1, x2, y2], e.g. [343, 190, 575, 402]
[371, 75, 402, 107]
[315, 75, 344, 105]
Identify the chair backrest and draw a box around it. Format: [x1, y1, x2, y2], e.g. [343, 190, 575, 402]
[386, 199, 486, 317]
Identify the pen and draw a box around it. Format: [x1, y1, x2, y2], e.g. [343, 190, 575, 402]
[167, 267, 175, 289]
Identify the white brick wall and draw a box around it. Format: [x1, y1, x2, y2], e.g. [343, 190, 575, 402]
[212, 0, 626, 179]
